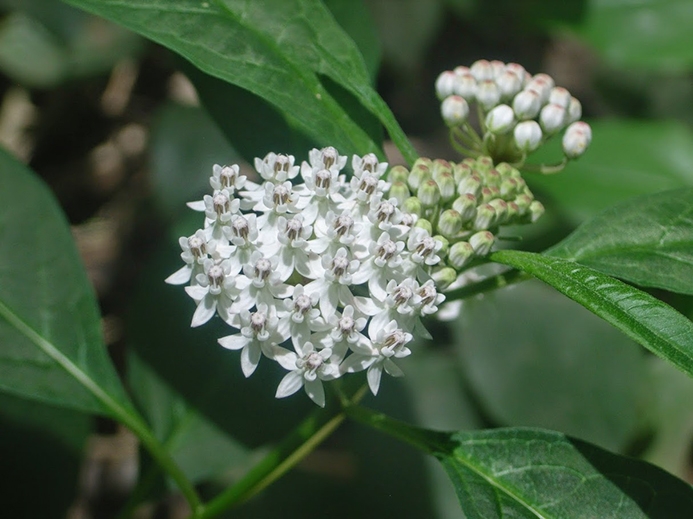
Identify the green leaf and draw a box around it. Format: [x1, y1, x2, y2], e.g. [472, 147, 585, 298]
[0, 147, 133, 418]
[576, 0, 693, 72]
[64, 0, 417, 163]
[456, 280, 644, 452]
[527, 120, 693, 222]
[128, 352, 250, 485]
[548, 188, 693, 295]
[347, 407, 693, 518]
[490, 250, 693, 379]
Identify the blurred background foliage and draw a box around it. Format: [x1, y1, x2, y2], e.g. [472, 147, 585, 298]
[1, 0, 693, 517]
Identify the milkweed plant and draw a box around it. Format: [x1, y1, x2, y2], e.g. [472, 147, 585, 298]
[4, 2, 693, 519]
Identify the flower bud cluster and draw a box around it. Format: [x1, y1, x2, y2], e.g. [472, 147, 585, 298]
[387, 156, 544, 285]
[167, 149, 448, 406]
[436, 59, 591, 163]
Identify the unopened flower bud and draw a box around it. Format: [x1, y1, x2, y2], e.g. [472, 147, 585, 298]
[526, 73, 554, 104]
[485, 104, 516, 134]
[499, 177, 520, 199]
[452, 162, 473, 183]
[441, 95, 470, 126]
[431, 159, 453, 182]
[479, 186, 495, 203]
[389, 181, 411, 205]
[473, 203, 496, 230]
[437, 172, 457, 201]
[403, 196, 423, 216]
[434, 235, 449, 258]
[495, 162, 517, 178]
[453, 72, 477, 100]
[438, 209, 464, 238]
[484, 168, 502, 187]
[567, 97, 582, 124]
[514, 193, 533, 214]
[431, 267, 458, 289]
[540, 103, 566, 133]
[452, 193, 478, 221]
[387, 165, 409, 183]
[414, 218, 433, 234]
[435, 70, 457, 100]
[506, 201, 520, 220]
[457, 173, 482, 198]
[513, 120, 543, 152]
[408, 163, 431, 191]
[548, 87, 571, 108]
[418, 179, 441, 207]
[448, 241, 475, 268]
[476, 156, 494, 173]
[497, 70, 523, 99]
[528, 200, 545, 223]
[490, 60, 506, 79]
[512, 89, 542, 120]
[488, 198, 508, 225]
[505, 63, 527, 83]
[562, 121, 592, 159]
[470, 59, 494, 81]
[469, 231, 495, 256]
[476, 80, 501, 110]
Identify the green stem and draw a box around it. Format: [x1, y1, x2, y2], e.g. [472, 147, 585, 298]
[197, 386, 367, 519]
[522, 157, 568, 174]
[450, 132, 481, 158]
[443, 268, 530, 301]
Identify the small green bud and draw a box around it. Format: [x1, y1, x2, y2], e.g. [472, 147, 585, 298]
[453, 162, 473, 184]
[488, 198, 508, 225]
[480, 186, 494, 203]
[431, 267, 458, 290]
[448, 241, 475, 268]
[457, 173, 482, 198]
[499, 177, 520, 199]
[484, 168, 502, 187]
[438, 209, 464, 238]
[437, 172, 457, 201]
[495, 162, 515, 178]
[389, 181, 411, 205]
[413, 157, 433, 169]
[431, 159, 453, 182]
[475, 156, 494, 173]
[403, 196, 423, 217]
[415, 217, 433, 234]
[469, 231, 495, 256]
[506, 201, 520, 221]
[514, 193, 533, 214]
[452, 193, 478, 222]
[441, 95, 470, 126]
[528, 200, 545, 223]
[408, 163, 431, 191]
[387, 165, 410, 183]
[418, 179, 441, 207]
[473, 203, 496, 230]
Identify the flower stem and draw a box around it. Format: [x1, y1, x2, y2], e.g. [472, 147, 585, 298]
[443, 267, 529, 301]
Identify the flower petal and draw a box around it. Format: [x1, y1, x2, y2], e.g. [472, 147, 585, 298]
[241, 343, 261, 378]
[366, 364, 383, 395]
[191, 296, 216, 327]
[218, 334, 248, 351]
[304, 378, 325, 407]
[165, 265, 192, 285]
[275, 371, 304, 398]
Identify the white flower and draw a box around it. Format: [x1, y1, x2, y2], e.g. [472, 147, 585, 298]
[184, 259, 248, 327]
[274, 342, 339, 407]
[210, 164, 247, 194]
[165, 230, 213, 285]
[254, 152, 299, 183]
[340, 320, 413, 395]
[218, 303, 285, 377]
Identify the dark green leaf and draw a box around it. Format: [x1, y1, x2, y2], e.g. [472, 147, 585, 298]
[457, 280, 643, 451]
[0, 147, 133, 417]
[128, 352, 250, 484]
[527, 120, 693, 223]
[64, 0, 417, 163]
[548, 188, 693, 295]
[0, 392, 90, 519]
[575, 0, 693, 71]
[348, 406, 693, 519]
[491, 250, 693, 379]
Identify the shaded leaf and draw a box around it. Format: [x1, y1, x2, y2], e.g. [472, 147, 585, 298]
[0, 146, 133, 418]
[457, 280, 644, 451]
[349, 407, 693, 519]
[576, 0, 693, 72]
[548, 188, 693, 295]
[527, 120, 693, 223]
[490, 250, 693, 379]
[64, 0, 417, 163]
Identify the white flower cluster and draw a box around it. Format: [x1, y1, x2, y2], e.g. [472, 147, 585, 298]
[435, 59, 592, 163]
[166, 148, 446, 407]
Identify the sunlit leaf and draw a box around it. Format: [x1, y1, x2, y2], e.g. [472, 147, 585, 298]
[548, 188, 693, 295]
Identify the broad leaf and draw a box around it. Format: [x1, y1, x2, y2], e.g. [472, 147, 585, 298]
[527, 120, 693, 222]
[349, 407, 693, 518]
[64, 0, 417, 163]
[456, 280, 644, 452]
[575, 0, 693, 72]
[0, 147, 133, 417]
[548, 188, 693, 295]
[490, 250, 693, 379]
